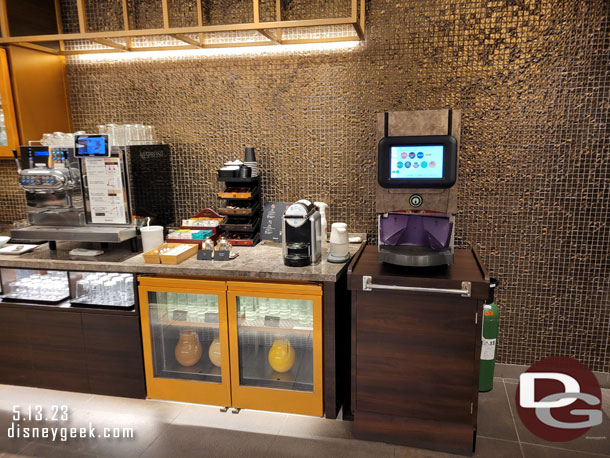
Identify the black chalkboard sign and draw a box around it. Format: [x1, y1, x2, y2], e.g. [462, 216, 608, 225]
[262, 202, 291, 242]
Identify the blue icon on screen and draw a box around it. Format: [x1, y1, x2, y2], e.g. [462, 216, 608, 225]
[421, 161, 428, 168]
[397, 162, 403, 168]
[405, 161, 411, 168]
[417, 152, 424, 159]
[409, 152, 416, 159]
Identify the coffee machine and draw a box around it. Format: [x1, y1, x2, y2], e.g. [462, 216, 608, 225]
[11, 134, 136, 248]
[282, 200, 322, 266]
[15, 145, 85, 226]
[376, 109, 460, 267]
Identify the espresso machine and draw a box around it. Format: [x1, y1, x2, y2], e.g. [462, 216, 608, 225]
[376, 109, 460, 267]
[282, 200, 322, 266]
[11, 134, 137, 248]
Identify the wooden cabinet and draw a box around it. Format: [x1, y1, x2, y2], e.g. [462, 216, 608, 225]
[0, 48, 19, 157]
[0, 304, 146, 398]
[7, 45, 71, 146]
[227, 281, 323, 416]
[27, 309, 89, 393]
[348, 247, 489, 456]
[138, 278, 233, 407]
[0, 306, 34, 386]
[138, 277, 324, 416]
[82, 314, 146, 398]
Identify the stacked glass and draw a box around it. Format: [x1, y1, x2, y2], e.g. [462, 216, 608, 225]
[5, 271, 69, 302]
[97, 123, 156, 146]
[75, 273, 134, 305]
[164, 293, 217, 324]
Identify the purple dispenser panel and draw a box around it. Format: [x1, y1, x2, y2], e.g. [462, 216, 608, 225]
[379, 213, 452, 250]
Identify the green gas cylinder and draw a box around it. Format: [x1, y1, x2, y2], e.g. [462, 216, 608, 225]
[479, 278, 500, 392]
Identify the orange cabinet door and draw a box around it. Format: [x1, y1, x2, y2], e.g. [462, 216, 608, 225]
[226, 281, 324, 416]
[0, 48, 19, 157]
[138, 277, 232, 407]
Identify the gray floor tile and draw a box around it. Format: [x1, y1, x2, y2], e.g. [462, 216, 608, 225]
[477, 380, 519, 441]
[0, 385, 93, 411]
[0, 409, 33, 454]
[172, 404, 288, 435]
[278, 413, 352, 440]
[20, 408, 169, 458]
[504, 382, 610, 456]
[140, 424, 275, 458]
[18, 442, 97, 458]
[393, 442, 460, 457]
[494, 364, 527, 382]
[83, 394, 185, 422]
[475, 437, 523, 458]
[268, 435, 395, 458]
[521, 442, 610, 458]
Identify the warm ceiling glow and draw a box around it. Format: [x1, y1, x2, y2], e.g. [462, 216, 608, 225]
[72, 41, 361, 62]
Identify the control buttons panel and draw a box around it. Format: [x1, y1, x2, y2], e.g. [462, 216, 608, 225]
[409, 194, 423, 208]
[20, 175, 58, 186]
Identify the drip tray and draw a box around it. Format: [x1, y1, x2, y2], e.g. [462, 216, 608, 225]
[378, 245, 453, 267]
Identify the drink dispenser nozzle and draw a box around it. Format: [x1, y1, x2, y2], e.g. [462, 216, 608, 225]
[12, 149, 21, 173]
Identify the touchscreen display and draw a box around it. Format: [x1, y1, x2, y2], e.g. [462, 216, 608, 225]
[390, 145, 444, 179]
[75, 135, 108, 157]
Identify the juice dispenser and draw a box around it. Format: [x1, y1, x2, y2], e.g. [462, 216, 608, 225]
[376, 109, 460, 266]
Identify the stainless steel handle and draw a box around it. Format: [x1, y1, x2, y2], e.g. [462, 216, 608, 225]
[362, 276, 471, 297]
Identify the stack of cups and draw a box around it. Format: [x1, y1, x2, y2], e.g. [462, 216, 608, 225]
[244, 147, 258, 177]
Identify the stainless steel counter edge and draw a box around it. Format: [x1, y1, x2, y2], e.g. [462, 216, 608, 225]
[0, 240, 366, 283]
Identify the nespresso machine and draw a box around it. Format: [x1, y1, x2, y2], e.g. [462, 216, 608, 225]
[11, 134, 136, 248]
[376, 109, 460, 266]
[282, 200, 322, 266]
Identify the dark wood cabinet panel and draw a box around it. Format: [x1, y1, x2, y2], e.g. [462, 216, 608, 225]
[355, 290, 476, 423]
[26, 309, 89, 393]
[349, 247, 488, 456]
[82, 314, 146, 398]
[0, 304, 146, 399]
[0, 307, 35, 386]
[354, 411, 475, 456]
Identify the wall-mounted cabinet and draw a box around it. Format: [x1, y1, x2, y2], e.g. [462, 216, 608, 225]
[6, 45, 72, 147]
[138, 277, 323, 416]
[0, 0, 72, 156]
[0, 48, 19, 156]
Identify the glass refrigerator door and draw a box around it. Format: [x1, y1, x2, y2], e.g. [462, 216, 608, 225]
[227, 282, 323, 416]
[138, 277, 231, 406]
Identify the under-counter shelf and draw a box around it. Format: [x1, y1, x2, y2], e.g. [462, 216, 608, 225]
[158, 319, 219, 329]
[238, 319, 313, 334]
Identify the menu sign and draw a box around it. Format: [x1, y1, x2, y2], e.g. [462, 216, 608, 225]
[262, 202, 291, 242]
[84, 157, 127, 224]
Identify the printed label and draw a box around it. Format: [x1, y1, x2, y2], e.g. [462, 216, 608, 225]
[481, 338, 496, 360]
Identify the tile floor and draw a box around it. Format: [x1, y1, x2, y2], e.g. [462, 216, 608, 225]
[0, 379, 608, 458]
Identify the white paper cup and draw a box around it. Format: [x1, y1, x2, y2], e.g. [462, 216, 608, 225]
[140, 226, 164, 253]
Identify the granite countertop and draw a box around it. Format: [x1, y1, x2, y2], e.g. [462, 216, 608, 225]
[0, 237, 366, 283]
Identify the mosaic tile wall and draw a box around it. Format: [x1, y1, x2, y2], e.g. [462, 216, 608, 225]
[0, 0, 608, 372]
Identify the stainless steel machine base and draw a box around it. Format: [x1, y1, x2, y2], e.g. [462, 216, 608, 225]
[27, 209, 86, 226]
[11, 225, 137, 244]
[378, 245, 454, 267]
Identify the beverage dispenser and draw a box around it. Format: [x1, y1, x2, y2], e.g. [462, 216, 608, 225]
[376, 109, 460, 266]
[11, 134, 136, 248]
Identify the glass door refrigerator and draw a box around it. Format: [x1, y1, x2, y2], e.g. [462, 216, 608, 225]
[138, 277, 231, 406]
[226, 281, 323, 416]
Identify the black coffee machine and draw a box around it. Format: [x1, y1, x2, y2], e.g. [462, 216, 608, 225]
[282, 200, 322, 266]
